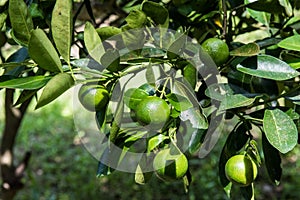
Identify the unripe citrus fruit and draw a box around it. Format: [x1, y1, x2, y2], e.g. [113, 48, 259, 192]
[78, 84, 109, 112]
[135, 96, 170, 129]
[201, 38, 229, 66]
[225, 155, 258, 187]
[153, 148, 188, 181]
[124, 88, 149, 110]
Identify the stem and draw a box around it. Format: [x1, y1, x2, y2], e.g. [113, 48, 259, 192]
[221, 0, 228, 38]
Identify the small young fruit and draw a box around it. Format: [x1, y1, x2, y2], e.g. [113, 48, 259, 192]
[201, 38, 229, 66]
[225, 155, 258, 187]
[153, 148, 188, 181]
[78, 84, 109, 112]
[135, 96, 170, 129]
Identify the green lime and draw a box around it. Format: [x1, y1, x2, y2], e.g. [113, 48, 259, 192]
[78, 84, 109, 112]
[135, 96, 170, 129]
[225, 155, 258, 187]
[124, 88, 149, 110]
[153, 148, 188, 181]
[201, 38, 229, 66]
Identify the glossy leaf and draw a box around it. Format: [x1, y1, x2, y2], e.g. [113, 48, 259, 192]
[147, 134, 168, 152]
[8, 0, 33, 46]
[28, 29, 62, 72]
[14, 89, 38, 106]
[278, 35, 300, 52]
[101, 49, 120, 72]
[284, 90, 300, 105]
[205, 83, 259, 110]
[84, 22, 105, 63]
[51, 0, 73, 64]
[230, 43, 260, 57]
[262, 133, 282, 185]
[167, 33, 187, 59]
[245, 0, 284, 14]
[135, 164, 153, 185]
[278, 0, 293, 16]
[134, 155, 153, 185]
[96, 26, 122, 41]
[240, 184, 254, 200]
[96, 147, 112, 177]
[246, 0, 271, 27]
[180, 108, 208, 129]
[188, 129, 206, 154]
[237, 55, 300, 81]
[0, 12, 7, 30]
[166, 93, 193, 112]
[125, 9, 147, 29]
[263, 109, 298, 153]
[121, 25, 145, 51]
[0, 76, 51, 89]
[142, 1, 168, 25]
[36, 73, 74, 109]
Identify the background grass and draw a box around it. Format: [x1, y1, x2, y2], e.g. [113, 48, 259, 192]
[0, 89, 300, 199]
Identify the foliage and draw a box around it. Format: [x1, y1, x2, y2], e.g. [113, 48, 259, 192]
[0, 0, 300, 199]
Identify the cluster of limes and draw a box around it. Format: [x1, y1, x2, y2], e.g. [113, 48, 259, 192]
[124, 84, 189, 181]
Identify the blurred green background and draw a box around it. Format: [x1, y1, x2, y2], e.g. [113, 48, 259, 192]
[0, 89, 299, 200]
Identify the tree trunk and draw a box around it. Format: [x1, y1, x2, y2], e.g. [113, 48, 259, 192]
[0, 89, 32, 200]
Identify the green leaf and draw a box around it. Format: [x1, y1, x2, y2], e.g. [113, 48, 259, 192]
[101, 49, 120, 72]
[14, 89, 38, 106]
[205, 83, 259, 110]
[284, 90, 300, 104]
[166, 93, 193, 111]
[245, 0, 284, 14]
[96, 26, 122, 41]
[134, 155, 153, 185]
[147, 134, 168, 152]
[246, 1, 271, 27]
[0, 11, 7, 30]
[36, 73, 74, 109]
[262, 133, 282, 185]
[84, 22, 105, 63]
[8, 0, 33, 46]
[278, 35, 300, 52]
[240, 184, 255, 200]
[167, 33, 187, 59]
[125, 9, 147, 29]
[237, 55, 300, 81]
[180, 108, 208, 129]
[263, 109, 298, 154]
[0, 76, 51, 89]
[220, 94, 256, 111]
[230, 43, 260, 57]
[145, 62, 156, 84]
[188, 129, 206, 154]
[121, 25, 146, 51]
[51, 0, 73, 64]
[29, 29, 63, 72]
[96, 147, 112, 177]
[142, 1, 168, 25]
[135, 164, 153, 185]
[278, 0, 293, 16]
